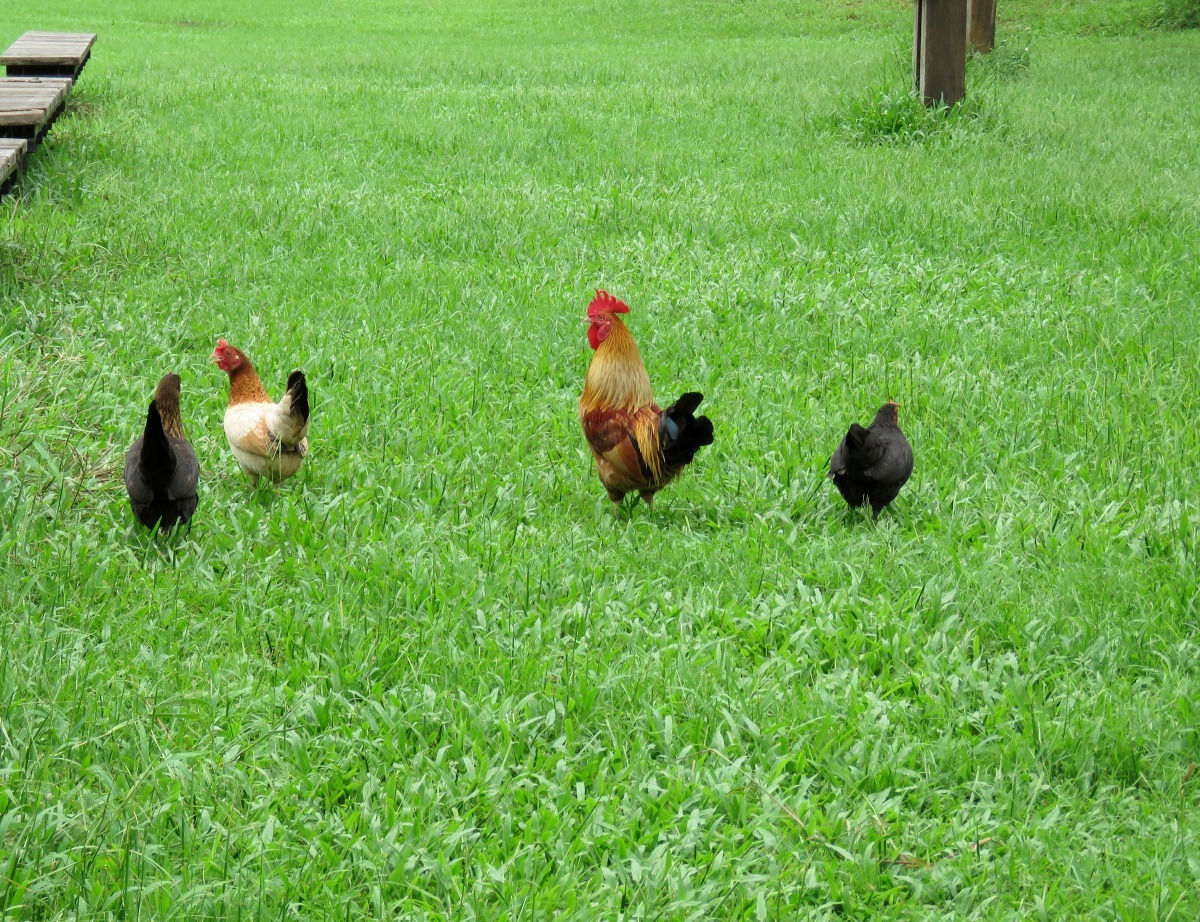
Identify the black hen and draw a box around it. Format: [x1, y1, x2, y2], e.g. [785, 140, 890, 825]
[828, 401, 913, 519]
[124, 373, 200, 531]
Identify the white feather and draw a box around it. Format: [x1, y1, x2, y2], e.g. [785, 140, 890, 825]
[223, 401, 308, 483]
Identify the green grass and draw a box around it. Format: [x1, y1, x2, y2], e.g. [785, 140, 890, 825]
[2, 0, 1200, 917]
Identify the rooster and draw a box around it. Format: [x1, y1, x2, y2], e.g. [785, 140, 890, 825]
[123, 373, 199, 530]
[827, 401, 913, 519]
[579, 290, 714, 508]
[210, 339, 309, 486]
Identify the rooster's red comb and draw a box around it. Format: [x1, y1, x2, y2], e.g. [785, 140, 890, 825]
[588, 289, 630, 319]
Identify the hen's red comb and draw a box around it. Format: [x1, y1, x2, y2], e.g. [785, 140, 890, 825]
[588, 289, 630, 318]
[216, 338, 230, 349]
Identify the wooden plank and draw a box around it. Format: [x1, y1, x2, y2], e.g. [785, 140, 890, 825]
[15, 31, 96, 40]
[0, 137, 26, 189]
[914, 0, 967, 107]
[2, 31, 95, 79]
[0, 78, 71, 151]
[967, 0, 997, 54]
[4, 47, 91, 65]
[1, 31, 96, 66]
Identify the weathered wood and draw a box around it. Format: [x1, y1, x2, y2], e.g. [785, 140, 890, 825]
[0, 137, 26, 190]
[0, 77, 71, 150]
[2, 31, 96, 79]
[914, 0, 967, 107]
[968, 0, 997, 54]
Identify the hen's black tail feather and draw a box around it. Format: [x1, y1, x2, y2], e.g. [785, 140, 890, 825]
[286, 370, 310, 424]
[843, 422, 872, 459]
[660, 391, 715, 469]
[139, 400, 176, 494]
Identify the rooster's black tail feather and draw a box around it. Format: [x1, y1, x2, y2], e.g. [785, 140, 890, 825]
[660, 391, 714, 469]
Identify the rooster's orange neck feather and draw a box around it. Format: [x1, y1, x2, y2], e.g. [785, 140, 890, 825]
[581, 317, 655, 412]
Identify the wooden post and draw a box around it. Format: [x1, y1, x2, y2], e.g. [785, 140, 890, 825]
[914, 0, 967, 107]
[968, 0, 996, 54]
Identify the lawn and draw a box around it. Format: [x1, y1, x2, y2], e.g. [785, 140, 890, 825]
[2, 0, 1199, 917]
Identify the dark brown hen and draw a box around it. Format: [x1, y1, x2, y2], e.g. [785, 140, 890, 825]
[828, 401, 913, 519]
[124, 374, 199, 531]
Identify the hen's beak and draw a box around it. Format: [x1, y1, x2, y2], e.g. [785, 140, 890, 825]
[208, 349, 221, 364]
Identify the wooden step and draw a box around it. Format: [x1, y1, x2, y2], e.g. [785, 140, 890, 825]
[2, 31, 96, 79]
[0, 137, 27, 191]
[0, 77, 72, 151]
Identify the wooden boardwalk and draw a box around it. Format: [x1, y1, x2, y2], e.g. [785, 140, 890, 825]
[0, 137, 26, 190]
[0, 31, 97, 194]
[0, 76, 71, 150]
[2, 31, 96, 79]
